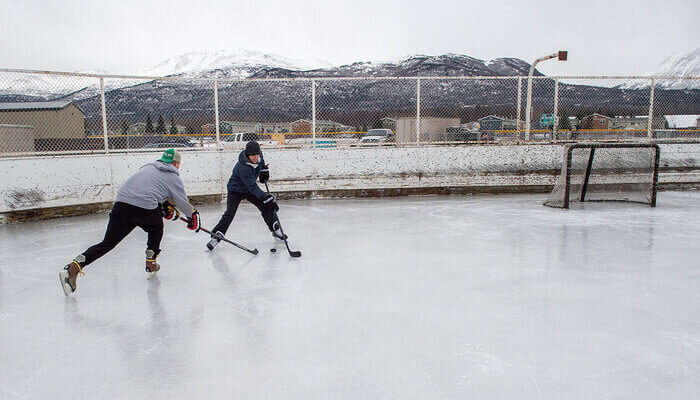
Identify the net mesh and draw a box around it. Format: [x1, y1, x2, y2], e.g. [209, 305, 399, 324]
[544, 143, 659, 208]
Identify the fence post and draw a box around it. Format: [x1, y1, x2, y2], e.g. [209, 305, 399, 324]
[100, 77, 109, 153]
[647, 78, 655, 139]
[312, 80, 316, 147]
[553, 78, 559, 142]
[99, 76, 115, 200]
[516, 77, 522, 141]
[213, 79, 225, 198]
[416, 78, 421, 144]
[214, 79, 221, 149]
[525, 75, 534, 141]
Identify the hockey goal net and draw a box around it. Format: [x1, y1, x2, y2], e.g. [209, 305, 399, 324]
[544, 143, 660, 209]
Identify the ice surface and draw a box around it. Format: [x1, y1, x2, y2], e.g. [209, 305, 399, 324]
[1, 193, 700, 399]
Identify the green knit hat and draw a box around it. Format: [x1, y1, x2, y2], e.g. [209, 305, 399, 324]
[158, 148, 181, 164]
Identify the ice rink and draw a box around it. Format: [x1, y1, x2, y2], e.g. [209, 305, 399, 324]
[1, 192, 699, 399]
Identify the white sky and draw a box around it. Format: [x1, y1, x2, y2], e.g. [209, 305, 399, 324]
[1, 0, 698, 76]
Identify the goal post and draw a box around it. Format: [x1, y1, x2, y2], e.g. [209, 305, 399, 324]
[544, 143, 660, 209]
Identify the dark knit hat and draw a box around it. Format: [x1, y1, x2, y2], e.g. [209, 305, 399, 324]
[245, 140, 261, 156]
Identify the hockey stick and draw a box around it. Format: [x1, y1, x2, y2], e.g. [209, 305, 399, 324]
[178, 216, 259, 255]
[264, 182, 302, 258]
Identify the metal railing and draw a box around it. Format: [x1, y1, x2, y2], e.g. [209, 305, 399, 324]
[1, 68, 699, 156]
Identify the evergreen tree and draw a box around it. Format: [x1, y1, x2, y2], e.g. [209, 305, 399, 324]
[559, 111, 572, 130]
[170, 115, 178, 134]
[156, 115, 166, 134]
[372, 119, 383, 129]
[145, 114, 154, 134]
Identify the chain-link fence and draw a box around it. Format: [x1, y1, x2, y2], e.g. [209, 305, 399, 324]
[1, 69, 699, 156]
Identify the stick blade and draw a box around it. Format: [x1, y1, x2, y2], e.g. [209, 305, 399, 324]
[289, 250, 302, 258]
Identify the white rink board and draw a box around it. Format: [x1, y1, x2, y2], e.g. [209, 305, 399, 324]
[2, 144, 700, 213]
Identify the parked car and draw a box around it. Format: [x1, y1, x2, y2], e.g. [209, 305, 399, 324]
[360, 129, 395, 144]
[142, 142, 192, 149]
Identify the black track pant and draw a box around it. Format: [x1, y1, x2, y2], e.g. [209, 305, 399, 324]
[81, 202, 163, 266]
[211, 191, 277, 236]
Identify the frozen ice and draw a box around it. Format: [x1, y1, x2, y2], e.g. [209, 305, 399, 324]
[1, 192, 699, 399]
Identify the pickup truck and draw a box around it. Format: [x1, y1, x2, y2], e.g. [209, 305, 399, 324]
[220, 132, 277, 147]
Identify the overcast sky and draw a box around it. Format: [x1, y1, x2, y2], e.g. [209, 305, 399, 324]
[1, 0, 698, 76]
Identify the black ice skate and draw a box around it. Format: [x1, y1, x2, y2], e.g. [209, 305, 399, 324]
[145, 249, 160, 280]
[271, 221, 288, 241]
[206, 231, 225, 251]
[59, 255, 85, 296]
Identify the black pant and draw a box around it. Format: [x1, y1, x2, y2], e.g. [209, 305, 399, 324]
[81, 202, 163, 266]
[212, 191, 277, 235]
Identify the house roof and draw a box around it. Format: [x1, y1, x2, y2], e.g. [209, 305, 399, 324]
[291, 119, 344, 125]
[583, 113, 612, 120]
[0, 100, 74, 111]
[478, 115, 505, 121]
[478, 115, 522, 123]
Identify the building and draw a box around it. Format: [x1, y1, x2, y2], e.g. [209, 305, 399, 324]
[664, 115, 700, 129]
[289, 119, 354, 133]
[379, 117, 397, 131]
[128, 122, 188, 135]
[568, 116, 580, 129]
[611, 116, 651, 130]
[200, 121, 290, 136]
[0, 101, 86, 139]
[579, 113, 612, 130]
[395, 117, 460, 143]
[0, 124, 35, 153]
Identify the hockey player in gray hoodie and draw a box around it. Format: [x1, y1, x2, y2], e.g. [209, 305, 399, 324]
[59, 148, 201, 296]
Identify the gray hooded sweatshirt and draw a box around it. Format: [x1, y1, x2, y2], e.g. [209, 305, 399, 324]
[115, 161, 195, 216]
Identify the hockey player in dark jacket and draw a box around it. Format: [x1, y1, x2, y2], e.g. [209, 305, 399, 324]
[207, 141, 285, 250]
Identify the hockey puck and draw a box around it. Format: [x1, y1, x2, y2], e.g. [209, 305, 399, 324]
[270, 248, 277, 253]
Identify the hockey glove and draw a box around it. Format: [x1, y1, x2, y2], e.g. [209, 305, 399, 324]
[160, 201, 180, 221]
[186, 210, 201, 232]
[259, 164, 270, 183]
[262, 194, 279, 212]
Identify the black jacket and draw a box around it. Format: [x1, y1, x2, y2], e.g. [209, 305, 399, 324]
[226, 150, 267, 199]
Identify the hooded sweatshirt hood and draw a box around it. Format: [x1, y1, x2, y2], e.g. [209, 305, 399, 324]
[151, 160, 180, 175]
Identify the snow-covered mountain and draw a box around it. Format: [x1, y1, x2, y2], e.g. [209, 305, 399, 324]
[0, 49, 323, 101]
[655, 47, 700, 88]
[0, 51, 538, 101]
[144, 49, 333, 78]
[244, 53, 540, 79]
[620, 47, 700, 89]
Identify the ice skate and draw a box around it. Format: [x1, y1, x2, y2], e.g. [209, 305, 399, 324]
[145, 249, 160, 280]
[206, 231, 224, 251]
[271, 221, 288, 241]
[59, 255, 85, 296]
